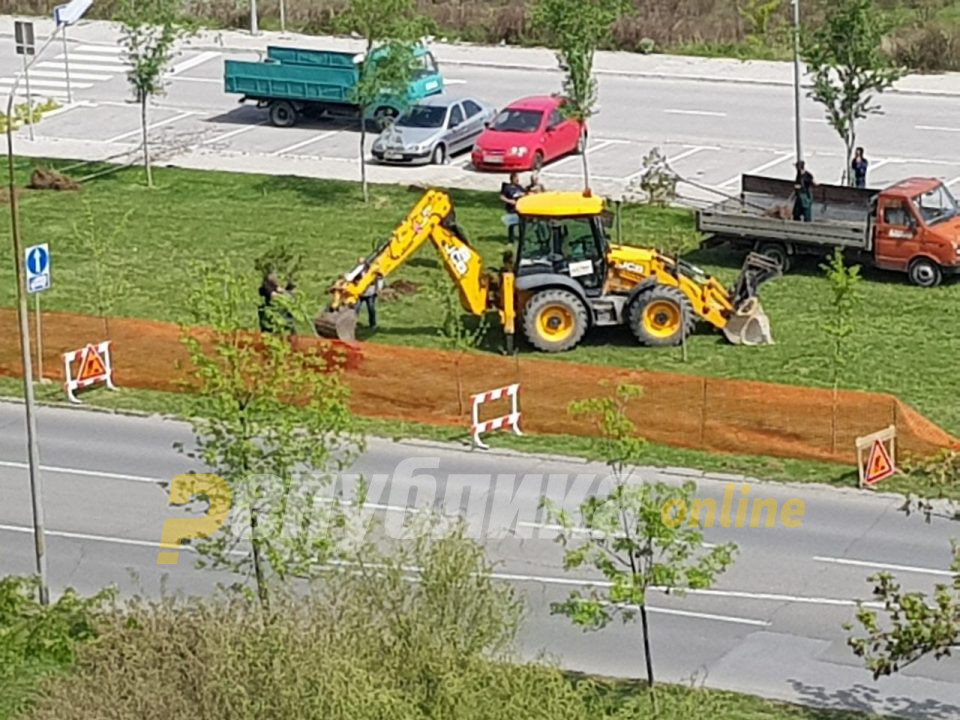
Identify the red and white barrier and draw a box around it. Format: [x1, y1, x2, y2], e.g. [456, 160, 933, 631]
[62, 341, 116, 404]
[470, 383, 522, 449]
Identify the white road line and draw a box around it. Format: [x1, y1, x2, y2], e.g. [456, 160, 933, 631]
[803, 117, 829, 124]
[57, 53, 131, 67]
[621, 604, 769, 627]
[719, 153, 793, 188]
[274, 130, 339, 156]
[0, 459, 165, 485]
[664, 108, 727, 118]
[916, 124, 960, 133]
[199, 121, 266, 146]
[516, 520, 717, 548]
[170, 76, 222, 84]
[625, 145, 710, 182]
[445, 79, 467, 85]
[106, 111, 194, 143]
[947, 175, 960, 187]
[38, 61, 130, 73]
[168, 51, 221, 76]
[814, 556, 956, 578]
[583, 139, 614, 154]
[0, 78, 93, 90]
[29, 70, 112, 81]
[75, 44, 125, 54]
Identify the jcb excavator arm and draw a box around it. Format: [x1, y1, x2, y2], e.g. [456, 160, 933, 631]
[316, 190, 515, 347]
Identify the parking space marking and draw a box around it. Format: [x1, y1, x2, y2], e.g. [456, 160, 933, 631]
[198, 121, 268, 146]
[106, 111, 194, 143]
[38, 61, 129, 73]
[916, 124, 960, 133]
[445, 79, 467, 85]
[169, 51, 221, 76]
[866, 158, 892, 174]
[170, 76, 222, 84]
[544, 139, 616, 172]
[75, 44, 124, 54]
[719, 152, 793, 188]
[803, 117, 829, 124]
[62, 53, 131, 67]
[625, 145, 711, 182]
[664, 108, 726, 118]
[31, 69, 112, 81]
[274, 130, 340, 156]
[947, 175, 960, 187]
[0, 78, 93, 90]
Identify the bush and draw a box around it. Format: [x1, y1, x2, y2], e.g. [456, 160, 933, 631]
[888, 22, 960, 71]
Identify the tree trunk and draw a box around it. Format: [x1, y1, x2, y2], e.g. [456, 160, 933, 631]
[843, 121, 856, 187]
[640, 602, 655, 687]
[579, 127, 591, 193]
[141, 95, 153, 188]
[359, 119, 368, 203]
[250, 508, 268, 609]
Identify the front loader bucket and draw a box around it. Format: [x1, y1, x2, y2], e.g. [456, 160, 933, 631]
[723, 297, 774, 346]
[315, 307, 358, 342]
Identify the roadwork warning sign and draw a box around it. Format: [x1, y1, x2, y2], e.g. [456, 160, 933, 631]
[856, 426, 896, 488]
[63, 341, 116, 403]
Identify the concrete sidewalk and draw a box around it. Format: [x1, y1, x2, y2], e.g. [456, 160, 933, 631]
[3, 15, 960, 98]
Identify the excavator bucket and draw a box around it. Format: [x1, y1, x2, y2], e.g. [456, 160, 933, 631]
[723, 252, 782, 346]
[315, 307, 358, 342]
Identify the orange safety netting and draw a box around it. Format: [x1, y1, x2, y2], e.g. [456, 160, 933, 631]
[1, 309, 956, 465]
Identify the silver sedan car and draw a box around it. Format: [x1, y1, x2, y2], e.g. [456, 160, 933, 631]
[372, 95, 496, 165]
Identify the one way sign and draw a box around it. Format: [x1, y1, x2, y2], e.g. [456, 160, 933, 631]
[25, 243, 51, 293]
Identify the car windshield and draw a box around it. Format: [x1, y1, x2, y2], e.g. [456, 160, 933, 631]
[413, 52, 438, 78]
[397, 105, 446, 128]
[492, 109, 543, 133]
[911, 183, 959, 225]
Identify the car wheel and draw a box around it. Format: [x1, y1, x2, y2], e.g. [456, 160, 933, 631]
[532, 150, 544, 171]
[908, 257, 942, 288]
[431, 144, 446, 165]
[269, 101, 297, 128]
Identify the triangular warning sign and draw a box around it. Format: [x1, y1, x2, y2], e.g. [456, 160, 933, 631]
[77, 345, 107, 382]
[864, 439, 895, 486]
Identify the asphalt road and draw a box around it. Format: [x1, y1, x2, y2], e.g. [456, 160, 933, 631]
[2, 401, 959, 717]
[1, 18, 960, 205]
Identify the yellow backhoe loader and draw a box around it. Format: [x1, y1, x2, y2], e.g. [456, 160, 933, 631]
[315, 189, 779, 351]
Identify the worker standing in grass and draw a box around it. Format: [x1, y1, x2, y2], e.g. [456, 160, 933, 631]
[852, 148, 869, 189]
[793, 161, 815, 222]
[356, 261, 383, 331]
[500, 172, 526, 242]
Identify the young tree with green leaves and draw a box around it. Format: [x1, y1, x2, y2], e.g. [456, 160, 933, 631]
[117, 0, 191, 188]
[544, 383, 737, 688]
[72, 202, 133, 336]
[847, 543, 960, 678]
[821, 247, 863, 393]
[533, 0, 627, 191]
[178, 261, 364, 608]
[339, 0, 425, 202]
[801, 0, 905, 185]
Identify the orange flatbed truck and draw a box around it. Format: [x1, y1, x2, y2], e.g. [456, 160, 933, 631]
[697, 174, 960, 287]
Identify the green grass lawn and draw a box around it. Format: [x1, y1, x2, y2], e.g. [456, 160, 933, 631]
[2, 159, 959, 437]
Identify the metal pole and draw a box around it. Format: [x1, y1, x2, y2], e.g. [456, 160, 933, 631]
[61, 26, 72, 105]
[21, 53, 34, 142]
[792, 0, 803, 164]
[250, 0, 259, 35]
[279, 0, 286, 34]
[7, 31, 58, 607]
[34, 293, 44, 383]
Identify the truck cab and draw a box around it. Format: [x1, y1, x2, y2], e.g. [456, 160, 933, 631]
[872, 178, 960, 287]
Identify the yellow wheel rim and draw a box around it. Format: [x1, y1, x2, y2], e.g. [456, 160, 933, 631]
[536, 304, 575, 341]
[643, 300, 682, 339]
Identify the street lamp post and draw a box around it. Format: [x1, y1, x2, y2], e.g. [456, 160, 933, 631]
[792, 0, 803, 164]
[6, 31, 58, 606]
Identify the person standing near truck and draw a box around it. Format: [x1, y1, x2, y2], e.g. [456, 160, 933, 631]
[851, 148, 868, 189]
[500, 172, 526, 242]
[793, 161, 815, 222]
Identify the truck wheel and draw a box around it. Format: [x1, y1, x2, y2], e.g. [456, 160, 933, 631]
[908, 257, 942, 288]
[629, 285, 696, 347]
[431, 144, 446, 165]
[522, 289, 588, 352]
[269, 101, 297, 128]
[757, 242, 792, 273]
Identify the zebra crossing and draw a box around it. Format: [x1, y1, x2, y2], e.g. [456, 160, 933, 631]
[0, 44, 130, 102]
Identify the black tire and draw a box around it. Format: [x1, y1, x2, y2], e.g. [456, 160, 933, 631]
[532, 150, 544, 171]
[628, 285, 696, 347]
[757, 242, 792, 273]
[908, 257, 942, 288]
[522, 289, 588, 353]
[269, 101, 297, 128]
[431, 144, 446, 165]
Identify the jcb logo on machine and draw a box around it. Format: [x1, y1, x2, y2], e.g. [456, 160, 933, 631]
[619, 261, 646, 275]
[445, 245, 472, 277]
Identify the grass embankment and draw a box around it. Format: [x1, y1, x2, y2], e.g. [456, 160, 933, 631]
[2, 159, 958, 435]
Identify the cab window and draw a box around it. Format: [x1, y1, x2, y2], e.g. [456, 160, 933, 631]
[547, 109, 563, 129]
[882, 203, 910, 227]
[519, 218, 599, 263]
[448, 104, 463, 128]
[912, 184, 959, 225]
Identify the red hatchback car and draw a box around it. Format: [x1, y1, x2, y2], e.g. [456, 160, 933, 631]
[471, 95, 584, 171]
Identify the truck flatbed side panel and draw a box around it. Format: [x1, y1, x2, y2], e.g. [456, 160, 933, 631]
[224, 59, 356, 103]
[742, 174, 878, 207]
[265, 46, 357, 68]
[697, 210, 869, 249]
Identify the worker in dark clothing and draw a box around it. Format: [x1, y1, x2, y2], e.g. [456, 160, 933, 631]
[258, 272, 296, 334]
[355, 259, 383, 330]
[500, 172, 525, 243]
[793, 161, 815, 222]
[851, 147, 868, 189]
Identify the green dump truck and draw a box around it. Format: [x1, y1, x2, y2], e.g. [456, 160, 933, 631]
[224, 44, 444, 128]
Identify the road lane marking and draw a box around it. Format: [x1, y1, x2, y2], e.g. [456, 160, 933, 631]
[803, 117, 829, 124]
[57, 53, 131, 67]
[814, 556, 955, 578]
[76, 44, 125, 54]
[168, 51, 221, 76]
[30, 70, 112, 81]
[199, 121, 267, 146]
[106, 111, 195, 142]
[719, 153, 793, 188]
[516, 520, 717, 548]
[274, 130, 339, 156]
[946, 174, 960, 187]
[624, 145, 712, 182]
[664, 109, 727, 117]
[0, 459, 164, 485]
[0, 78, 93, 89]
[611, 603, 769, 627]
[445, 79, 467, 85]
[916, 125, 960, 133]
[37, 61, 132, 73]
[170, 76, 222, 84]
